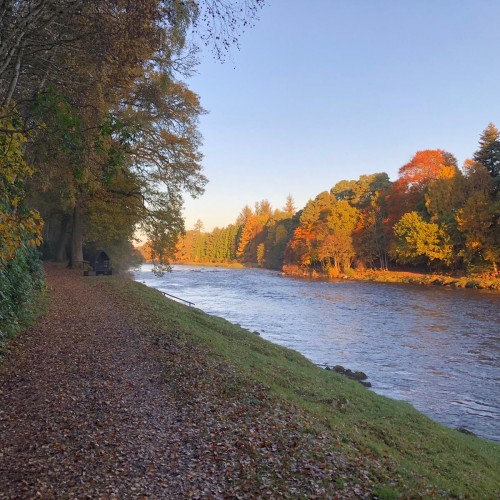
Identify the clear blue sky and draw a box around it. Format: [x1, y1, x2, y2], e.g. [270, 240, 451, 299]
[183, 0, 500, 231]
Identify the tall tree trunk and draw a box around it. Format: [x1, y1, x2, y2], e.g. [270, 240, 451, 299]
[380, 251, 388, 271]
[55, 215, 70, 262]
[3, 45, 23, 107]
[70, 199, 84, 268]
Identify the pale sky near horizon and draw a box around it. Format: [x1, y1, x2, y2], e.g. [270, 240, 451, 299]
[182, 0, 500, 231]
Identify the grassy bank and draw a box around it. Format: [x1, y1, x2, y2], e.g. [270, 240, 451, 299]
[105, 276, 499, 498]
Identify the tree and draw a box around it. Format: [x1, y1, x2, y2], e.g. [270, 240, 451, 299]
[392, 212, 453, 268]
[175, 230, 199, 262]
[456, 163, 499, 274]
[353, 204, 388, 270]
[398, 150, 458, 192]
[255, 199, 272, 217]
[262, 202, 296, 269]
[424, 173, 467, 268]
[330, 173, 391, 270]
[0, 1, 265, 108]
[25, 23, 207, 269]
[390, 150, 458, 218]
[326, 200, 359, 235]
[193, 219, 204, 232]
[285, 225, 315, 267]
[425, 174, 466, 225]
[264, 220, 290, 269]
[237, 212, 268, 263]
[318, 233, 355, 274]
[191, 0, 265, 60]
[0, 108, 43, 263]
[331, 173, 391, 208]
[283, 194, 296, 216]
[236, 204, 253, 226]
[322, 200, 359, 272]
[256, 242, 265, 267]
[284, 192, 332, 268]
[0, 0, 86, 107]
[0, 107, 44, 337]
[384, 151, 459, 254]
[473, 123, 500, 181]
[2, 0, 265, 272]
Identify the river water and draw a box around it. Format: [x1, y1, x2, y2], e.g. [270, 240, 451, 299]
[134, 264, 500, 441]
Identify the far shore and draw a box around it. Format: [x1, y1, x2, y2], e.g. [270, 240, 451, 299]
[143, 260, 500, 291]
[282, 265, 500, 291]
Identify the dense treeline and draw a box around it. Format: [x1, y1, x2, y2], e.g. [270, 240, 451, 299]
[174, 196, 297, 269]
[175, 124, 500, 276]
[0, 1, 263, 337]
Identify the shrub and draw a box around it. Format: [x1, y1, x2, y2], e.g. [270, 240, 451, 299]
[0, 244, 44, 344]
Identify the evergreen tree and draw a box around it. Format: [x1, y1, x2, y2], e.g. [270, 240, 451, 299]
[473, 123, 500, 181]
[456, 163, 499, 274]
[283, 194, 296, 216]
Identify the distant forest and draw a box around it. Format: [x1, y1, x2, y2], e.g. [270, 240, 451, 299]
[170, 124, 500, 276]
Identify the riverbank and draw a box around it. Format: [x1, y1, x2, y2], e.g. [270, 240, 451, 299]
[2, 265, 498, 497]
[110, 276, 500, 497]
[136, 262, 500, 440]
[282, 264, 500, 290]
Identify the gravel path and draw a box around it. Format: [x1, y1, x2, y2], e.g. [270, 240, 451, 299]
[0, 265, 374, 498]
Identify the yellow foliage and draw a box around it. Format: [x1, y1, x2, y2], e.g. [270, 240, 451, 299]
[0, 107, 43, 262]
[439, 164, 457, 179]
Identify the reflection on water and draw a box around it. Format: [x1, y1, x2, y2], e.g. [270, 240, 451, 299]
[134, 264, 500, 441]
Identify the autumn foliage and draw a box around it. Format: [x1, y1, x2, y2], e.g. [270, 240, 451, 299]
[175, 128, 499, 276]
[0, 110, 43, 263]
[398, 150, 458, 191]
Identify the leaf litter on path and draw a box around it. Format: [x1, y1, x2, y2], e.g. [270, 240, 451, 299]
[0, 264, 384, 498]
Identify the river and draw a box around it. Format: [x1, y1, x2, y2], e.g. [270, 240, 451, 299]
[134, 264, 500, 441]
